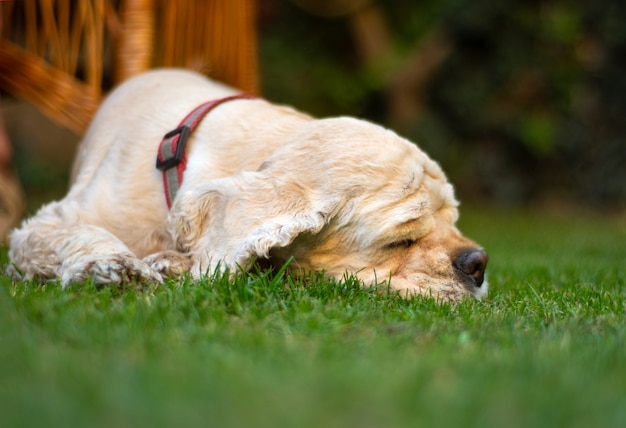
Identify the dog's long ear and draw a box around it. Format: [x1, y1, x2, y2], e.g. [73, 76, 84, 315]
[168, 171, 341, 274]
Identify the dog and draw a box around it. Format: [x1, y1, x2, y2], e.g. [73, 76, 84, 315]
[8, 69, 488, 301]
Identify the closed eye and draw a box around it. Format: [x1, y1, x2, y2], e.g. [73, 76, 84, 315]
[385, 239, 416, 249]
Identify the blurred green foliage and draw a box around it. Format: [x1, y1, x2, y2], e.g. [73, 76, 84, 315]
[259, 0, 626, 208]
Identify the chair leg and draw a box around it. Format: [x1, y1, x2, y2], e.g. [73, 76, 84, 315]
[0, 168, 25, 245]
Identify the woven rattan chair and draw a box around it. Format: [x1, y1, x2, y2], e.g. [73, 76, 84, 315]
[0, 0, 258, 240]
[0, 0, 258, 133]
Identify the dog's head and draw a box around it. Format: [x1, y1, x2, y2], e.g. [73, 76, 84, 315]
[170, 117, 488, 301]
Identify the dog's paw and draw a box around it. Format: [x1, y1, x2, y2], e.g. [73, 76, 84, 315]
[142, 250, 192, 279]
[60, 254, 162, 287]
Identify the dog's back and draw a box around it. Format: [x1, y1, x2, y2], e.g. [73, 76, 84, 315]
[71, 69, 238, 187]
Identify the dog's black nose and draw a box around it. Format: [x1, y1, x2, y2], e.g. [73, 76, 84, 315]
[454, 249, 488, 287]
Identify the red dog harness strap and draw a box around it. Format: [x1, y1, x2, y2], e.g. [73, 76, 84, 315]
[156, 94, 257, 209]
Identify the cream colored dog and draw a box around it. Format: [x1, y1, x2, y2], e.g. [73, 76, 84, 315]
[8, 69, 488, 300]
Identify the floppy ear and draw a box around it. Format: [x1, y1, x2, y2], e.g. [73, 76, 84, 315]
[167, 170, 341, 275]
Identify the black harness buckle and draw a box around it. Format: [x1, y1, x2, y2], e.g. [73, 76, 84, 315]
[156, 125, 191, 171]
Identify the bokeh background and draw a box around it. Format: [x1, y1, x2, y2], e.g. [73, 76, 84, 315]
[3, 0, 625, 212]
[259, 0, 625, 210]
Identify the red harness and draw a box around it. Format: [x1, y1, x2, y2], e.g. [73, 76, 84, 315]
[156, 94, 256, 209]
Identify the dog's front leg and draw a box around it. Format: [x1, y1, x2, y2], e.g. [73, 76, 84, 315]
[58, 230, 163, 287]
[8, 201, 162, 287]
[142, 250, 193, 279]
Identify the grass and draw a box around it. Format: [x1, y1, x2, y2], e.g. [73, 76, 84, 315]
[1, 208, 625, 428]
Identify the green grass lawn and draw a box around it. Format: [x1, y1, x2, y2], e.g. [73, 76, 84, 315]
[1, 208, 624, 428]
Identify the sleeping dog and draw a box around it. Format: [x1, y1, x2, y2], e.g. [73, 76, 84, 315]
[8, 69, 488, 301]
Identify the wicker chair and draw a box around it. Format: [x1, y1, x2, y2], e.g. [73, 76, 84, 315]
[0, 0, 258, 133]
[0, 0, 258, 240]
